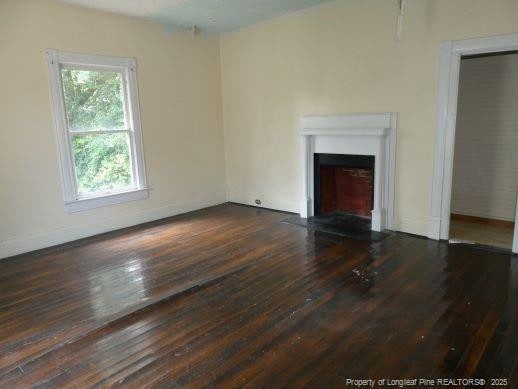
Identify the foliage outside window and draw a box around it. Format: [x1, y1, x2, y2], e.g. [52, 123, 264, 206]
[47, 50, 147, 212]
[61, 69, 134, 196]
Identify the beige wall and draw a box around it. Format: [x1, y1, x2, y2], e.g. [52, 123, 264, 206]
[3, 0, 518, 258]
[452, 54, 518, 221]
[220, 0, 518, 235]
[0, 0, 226, 258]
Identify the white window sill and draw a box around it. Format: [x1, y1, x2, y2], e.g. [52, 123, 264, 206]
[65, 188, 149, 213]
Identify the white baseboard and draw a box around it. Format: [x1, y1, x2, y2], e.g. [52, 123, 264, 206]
[228, 192, 431, 238]
[227, 191, 299, 214]
[2, 194, 432, 260]
[450, 210, 515, 222]
[0, 194, 226, 260]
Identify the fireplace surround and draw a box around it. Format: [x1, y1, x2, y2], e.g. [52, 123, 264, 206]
[299, 113, 396, 232]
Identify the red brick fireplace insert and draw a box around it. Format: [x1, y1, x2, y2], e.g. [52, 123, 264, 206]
[314, 153, 374, 218]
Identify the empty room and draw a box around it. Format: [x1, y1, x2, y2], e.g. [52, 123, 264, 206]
[0, 0, 517, 387]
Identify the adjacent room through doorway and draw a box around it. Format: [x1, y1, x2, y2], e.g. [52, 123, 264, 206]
[450, 51, 518, 250]
[3, 1, 518, 386]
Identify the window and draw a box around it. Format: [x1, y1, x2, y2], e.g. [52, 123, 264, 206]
[46, 50, 148, 212]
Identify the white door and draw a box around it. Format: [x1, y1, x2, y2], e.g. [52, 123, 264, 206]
[513, 194, 518, 253]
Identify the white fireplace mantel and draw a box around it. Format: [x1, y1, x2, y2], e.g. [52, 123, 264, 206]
[299, 113, 397, 232]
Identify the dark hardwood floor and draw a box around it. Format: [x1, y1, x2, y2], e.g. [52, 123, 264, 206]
[0, 203, 516, 387]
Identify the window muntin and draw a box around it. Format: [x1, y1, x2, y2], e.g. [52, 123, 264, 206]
[46, 50, 147, 212]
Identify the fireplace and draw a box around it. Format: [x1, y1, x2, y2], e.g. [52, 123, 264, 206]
[299, 113, 396, 232]
[314, 153, 374, 217]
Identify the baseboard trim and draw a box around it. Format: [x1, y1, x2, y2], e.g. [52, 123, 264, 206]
[0, 194, 226, 260]
[451, 213, 515, 228]
[229, 202, 296, 215]
[227, 192, 299, 214]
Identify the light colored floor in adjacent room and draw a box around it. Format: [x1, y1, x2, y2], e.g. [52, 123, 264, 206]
[450, 218, 514, 250]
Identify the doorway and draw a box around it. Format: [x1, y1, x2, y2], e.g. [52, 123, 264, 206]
[429, 34, 518, 253]
[449, 52, 518, 250]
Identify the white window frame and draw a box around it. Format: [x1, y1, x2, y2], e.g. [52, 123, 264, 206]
[46, 49, 148, 213]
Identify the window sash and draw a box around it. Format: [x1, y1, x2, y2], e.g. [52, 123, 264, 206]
[68, 130, 138, 199]
[60, 65, 130, 133]
[46, 49, 148, 212]
[59, 65, 138, 198]
[61, 66, 137, 198]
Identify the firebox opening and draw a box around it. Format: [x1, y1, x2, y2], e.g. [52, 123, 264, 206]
[314, 153, 374, 218]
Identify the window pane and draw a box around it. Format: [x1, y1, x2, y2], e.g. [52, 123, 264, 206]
[71, 133, 134, 196]
[61, 68, 125, 131]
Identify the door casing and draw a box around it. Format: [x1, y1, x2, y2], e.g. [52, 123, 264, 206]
[428, 33, 518, 253]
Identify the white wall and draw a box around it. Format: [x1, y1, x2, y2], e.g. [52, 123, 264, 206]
[451, 54, 518, 221]
[0, 0, 227, 258]
[220, 0, 518, 235]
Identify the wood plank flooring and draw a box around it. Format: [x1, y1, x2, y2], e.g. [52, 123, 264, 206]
[0, 203, 517, 387]
[450, 217, 514, 250]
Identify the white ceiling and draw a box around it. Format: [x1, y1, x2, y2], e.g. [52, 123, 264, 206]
[58, 0, 333, 34]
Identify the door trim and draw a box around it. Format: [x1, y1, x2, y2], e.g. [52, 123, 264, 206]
[513, 195, 518, 253]
[428, 33, 518, 253]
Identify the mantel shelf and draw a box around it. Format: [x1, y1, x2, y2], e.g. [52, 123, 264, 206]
[299, 128, 389, 137]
